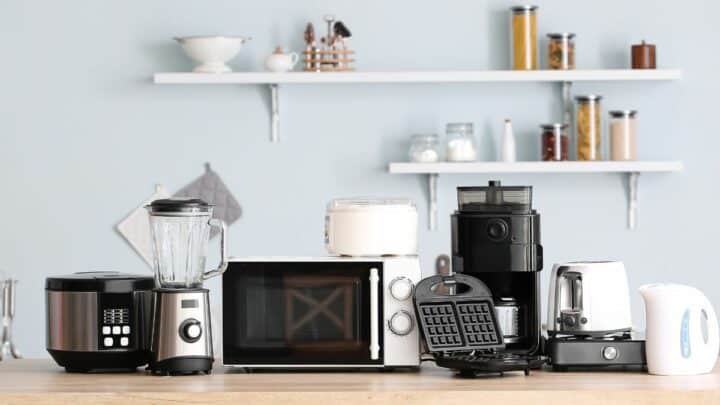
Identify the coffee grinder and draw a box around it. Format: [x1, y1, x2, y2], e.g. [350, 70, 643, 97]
[451, 181, 543, 355]
[146, 198, 228, 375]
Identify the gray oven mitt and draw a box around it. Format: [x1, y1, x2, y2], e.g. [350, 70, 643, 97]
[174, 163, 241, 238]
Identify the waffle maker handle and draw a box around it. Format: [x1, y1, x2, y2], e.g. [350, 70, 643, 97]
[414, 274, 494, 301]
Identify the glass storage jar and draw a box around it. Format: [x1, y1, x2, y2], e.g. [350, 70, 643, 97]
[510, 5, 538, 70]
[540, 123, 569, 161]
[408, 134, 440, 163]
[445, 123, 477, 162]
[575, 95, 603, 161]
[547, 33, 575, 70]
[609, 110, 637, 161]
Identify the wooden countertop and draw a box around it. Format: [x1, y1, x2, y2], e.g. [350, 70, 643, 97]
[0, 360, 719, 404]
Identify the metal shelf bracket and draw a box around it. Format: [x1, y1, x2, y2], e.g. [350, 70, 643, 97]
[270, 84, 279, 143]
[428, 174, 439, 231]
[626, 172, 640, 230]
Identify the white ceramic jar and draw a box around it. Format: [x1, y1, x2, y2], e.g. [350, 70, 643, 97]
[265, 46, 299, 72]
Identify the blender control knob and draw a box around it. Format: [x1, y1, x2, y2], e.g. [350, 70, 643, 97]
[388, 311, 414, 336]
[389, 277, 414, 301]
[179, 318, 202, 343]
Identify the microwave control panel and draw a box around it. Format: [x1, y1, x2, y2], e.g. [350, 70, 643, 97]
[382, 257, 422, 367]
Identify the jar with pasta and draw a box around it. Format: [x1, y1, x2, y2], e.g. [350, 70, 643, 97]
[547, 33, 575, 70]
[575, 95, 602, 161]
[510, 5, 538, 70]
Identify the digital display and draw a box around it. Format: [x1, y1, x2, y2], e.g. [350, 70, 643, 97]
[181, 299, 198, 309]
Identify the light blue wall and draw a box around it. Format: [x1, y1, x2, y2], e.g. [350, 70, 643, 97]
[2, 0, 718, 357]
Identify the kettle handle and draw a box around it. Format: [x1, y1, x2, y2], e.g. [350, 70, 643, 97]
[697, 294, 720, 355]
[202, 218, 228, 280]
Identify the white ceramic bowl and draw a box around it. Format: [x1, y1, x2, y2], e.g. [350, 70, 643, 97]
[175, 36, 250, 73]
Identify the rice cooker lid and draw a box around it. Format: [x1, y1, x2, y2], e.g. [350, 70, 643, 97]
[328, 198, 417, 212]
[45, 271, 155, 292]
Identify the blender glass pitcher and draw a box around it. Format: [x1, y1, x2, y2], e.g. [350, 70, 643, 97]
[146, 198, 228, 289]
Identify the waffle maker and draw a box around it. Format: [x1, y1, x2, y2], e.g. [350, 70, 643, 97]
[414, 274, 545, 376]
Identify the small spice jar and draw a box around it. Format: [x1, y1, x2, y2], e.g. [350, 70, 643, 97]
[575, 95, 603, 161]
[408, 134, 441, 163]
[609, 110, 638, 161]
[632, 40, 656, 69]
[547, 33, 575, 70]
[446, 123, 477, 162]
[510, 5, 538, 70]
[540, 123, 569, 161]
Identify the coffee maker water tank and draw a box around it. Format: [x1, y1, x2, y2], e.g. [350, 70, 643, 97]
[451, 181, 542, 274]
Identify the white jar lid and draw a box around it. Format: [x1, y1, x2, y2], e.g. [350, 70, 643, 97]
[327, 198, 416, 212]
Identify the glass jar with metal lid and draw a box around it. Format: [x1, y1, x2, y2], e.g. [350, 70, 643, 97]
[510, 5, 538, 70]
[540, 123, 569, 161]
[547, 33, 575, 70]
[609, 110, 638, 161]
[446, 123, 477, 161]
[408, 134, 440, 163]
[575, 95, 603, 161]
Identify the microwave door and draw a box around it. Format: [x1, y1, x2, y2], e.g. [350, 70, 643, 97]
[223, 261, 384, 366]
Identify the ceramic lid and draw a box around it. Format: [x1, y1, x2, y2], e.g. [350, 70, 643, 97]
[328, 198, 416, 212]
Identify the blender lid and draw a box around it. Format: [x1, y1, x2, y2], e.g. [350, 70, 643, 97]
[457, 180, 533, 213]
[45, 271, 155, 292]
[147, 198, 213, 215]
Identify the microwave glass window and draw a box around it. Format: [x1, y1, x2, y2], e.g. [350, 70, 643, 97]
[223, 262, 384, 365]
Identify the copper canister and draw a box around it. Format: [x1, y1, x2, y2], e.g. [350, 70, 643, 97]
[632, 40, 656, 69]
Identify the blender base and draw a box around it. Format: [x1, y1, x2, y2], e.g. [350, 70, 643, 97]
[149, 356, 213, 376]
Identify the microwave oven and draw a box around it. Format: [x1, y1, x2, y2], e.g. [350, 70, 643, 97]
[222, 256, 421, 369]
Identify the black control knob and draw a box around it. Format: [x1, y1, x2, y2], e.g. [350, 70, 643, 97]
[179, 318, 202, 343]
[563, 316, 576, 328]
[486, 219, 509, 242]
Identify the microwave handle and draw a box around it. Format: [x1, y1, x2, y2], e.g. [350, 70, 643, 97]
[369, 267, 380, 360]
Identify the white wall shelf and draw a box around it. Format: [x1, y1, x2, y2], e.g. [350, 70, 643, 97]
[152, 69, 682, 142]
[154, 69, 682, 84]
[387, 161, 684, 231]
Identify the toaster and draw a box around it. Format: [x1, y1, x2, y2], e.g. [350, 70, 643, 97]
[547, 261, 632, 336]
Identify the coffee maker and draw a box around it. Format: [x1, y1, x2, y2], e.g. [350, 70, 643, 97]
[146, 198, 228, 375]
[451, 181, 542, 355]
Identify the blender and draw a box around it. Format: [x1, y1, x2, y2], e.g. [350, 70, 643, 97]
[146, 198, 227, 375]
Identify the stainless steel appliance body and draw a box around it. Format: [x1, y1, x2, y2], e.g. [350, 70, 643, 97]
[0, 279, 21, 360]
[222, 256, 422, 370]
[146, 198, 228, 375]
[149, 289, 213, 373]
[45, 272, 154, 372]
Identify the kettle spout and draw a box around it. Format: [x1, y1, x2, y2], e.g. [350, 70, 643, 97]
[638, 283, 657, 301]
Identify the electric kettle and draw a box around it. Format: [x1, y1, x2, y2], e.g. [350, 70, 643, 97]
[639, 283, 719, 375]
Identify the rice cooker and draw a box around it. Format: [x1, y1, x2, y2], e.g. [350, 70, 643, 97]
[46, 271, 154, 372]
[325, 198, 418, 256]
